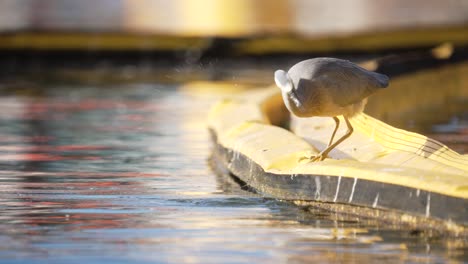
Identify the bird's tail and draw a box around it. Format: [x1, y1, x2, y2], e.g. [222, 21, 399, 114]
[372, 72, 390, 88]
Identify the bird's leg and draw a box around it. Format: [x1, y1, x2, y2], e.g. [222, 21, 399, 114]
[327, 116, 340, 147]
[311, 116, 354, 162]
[308, 116, 340, 161]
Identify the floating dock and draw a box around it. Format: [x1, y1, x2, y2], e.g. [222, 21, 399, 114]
[207, 82, 468, 236]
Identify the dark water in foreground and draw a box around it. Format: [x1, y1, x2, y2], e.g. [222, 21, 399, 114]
[0, 83, 465, 264]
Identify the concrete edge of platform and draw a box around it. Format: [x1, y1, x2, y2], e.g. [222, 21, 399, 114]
[210, 132, 467, 236]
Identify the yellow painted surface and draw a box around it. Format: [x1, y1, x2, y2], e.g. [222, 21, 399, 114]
[207, 100, 266, 135]
[208, 86, 468, 199]
[180, 81, 258, 95]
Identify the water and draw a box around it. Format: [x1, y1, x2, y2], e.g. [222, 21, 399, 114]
[0, 82, 465, 264]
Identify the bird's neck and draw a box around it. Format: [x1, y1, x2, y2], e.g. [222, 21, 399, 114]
[282, 88, 302, 113]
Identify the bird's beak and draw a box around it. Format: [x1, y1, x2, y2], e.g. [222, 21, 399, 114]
[274, 70, 293, 92]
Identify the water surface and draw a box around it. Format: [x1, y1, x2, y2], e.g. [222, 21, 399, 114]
[0, 82, 465, 263]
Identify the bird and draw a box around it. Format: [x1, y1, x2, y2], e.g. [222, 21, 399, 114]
[274, 57, 389, 161]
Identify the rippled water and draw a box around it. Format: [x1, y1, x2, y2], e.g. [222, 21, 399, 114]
[0, 82, 465, 264]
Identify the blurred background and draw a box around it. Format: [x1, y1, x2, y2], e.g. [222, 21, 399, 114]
[1, 0, 467, 58]
[1, 0, 467, 46]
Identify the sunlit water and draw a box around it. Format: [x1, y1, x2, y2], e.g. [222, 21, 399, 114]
[0, 83, 465, 264]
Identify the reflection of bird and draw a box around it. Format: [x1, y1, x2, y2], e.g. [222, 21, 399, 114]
[275, 58, 389, 161]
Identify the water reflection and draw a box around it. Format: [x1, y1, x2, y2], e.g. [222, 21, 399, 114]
[0, 82, 465, 263]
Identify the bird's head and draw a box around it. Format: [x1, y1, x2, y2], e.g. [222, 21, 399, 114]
[274, 70, 294, 93]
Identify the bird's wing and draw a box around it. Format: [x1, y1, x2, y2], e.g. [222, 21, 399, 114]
[315, 61, 388, 107]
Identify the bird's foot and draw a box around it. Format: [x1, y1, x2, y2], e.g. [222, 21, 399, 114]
[309, 154, 327, 162]
[310, 155, 323, 162]
[298, 152, 327, 163]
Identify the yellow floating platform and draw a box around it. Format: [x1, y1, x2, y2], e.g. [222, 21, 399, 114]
[207, 85, 468, 236]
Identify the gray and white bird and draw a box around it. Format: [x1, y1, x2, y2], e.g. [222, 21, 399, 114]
[274, 57, 389, 161]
